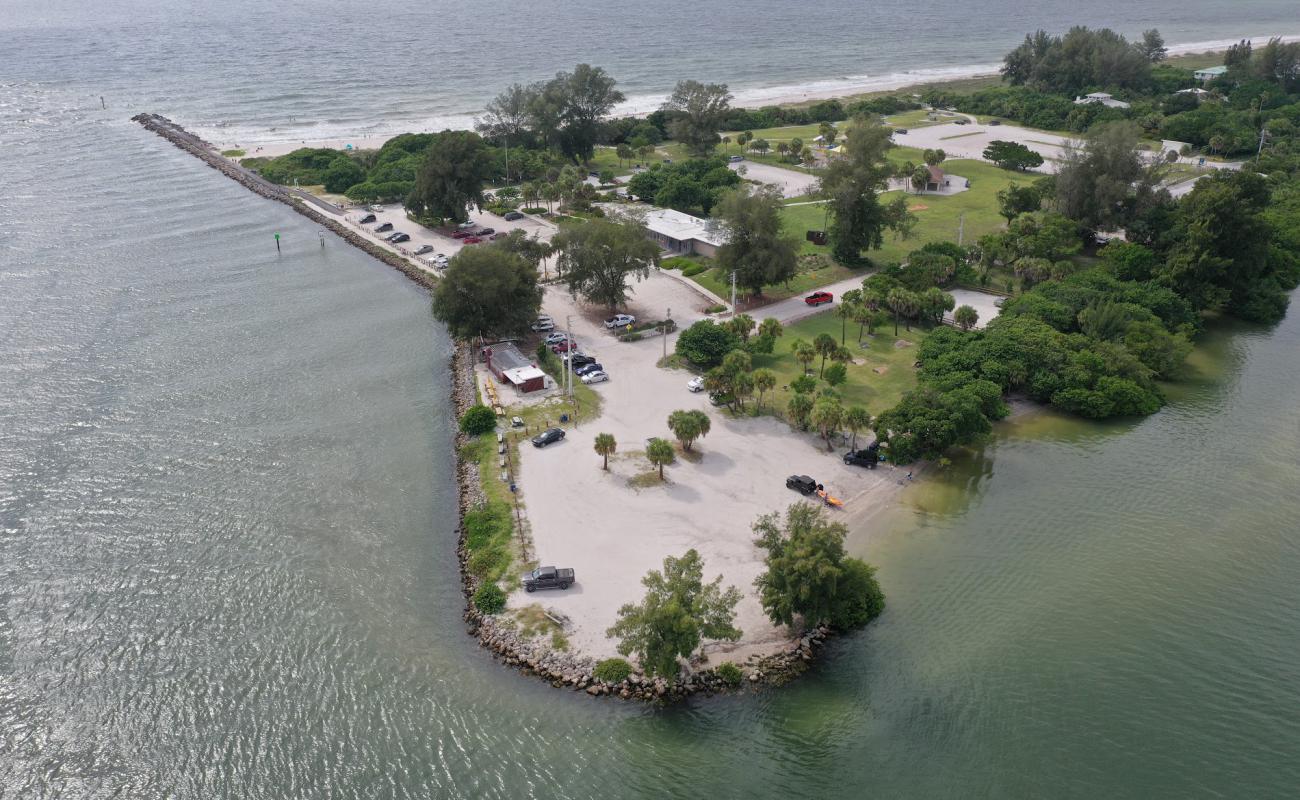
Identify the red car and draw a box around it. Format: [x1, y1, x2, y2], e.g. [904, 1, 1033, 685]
[551, 340, 579, 354]
[451, 230, 473, 239]
[462, 236, 483, 245]
[805, 291, 834, 306]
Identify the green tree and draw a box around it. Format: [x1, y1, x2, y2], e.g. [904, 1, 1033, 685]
[607, 549, 742, 679]
[844, 405, 871, 449]
[983, 140, 1045, 171]
[910, 164, 932, 194]
[553, 218, 659, 309]
[819, 115, 913, 262]
[616, 143, 634, 167]
[811, 394, 844, 450]
[758, 316, 784, 342]
[813, 333, 837, 376]
[792, 338, 816, 375]
[954, 304, 979, 331]
[1139, 29, 1167, 62]
[997, 182, 1042, 223]
[532, 64, 625, 163]
[432, 246, 542, 339]
[661, 80, 733, 157]
[923, 148, 946, 167]
[714, 185, 799, 296]
[823, 362, 848, 388]
[753, 504, 884, 629]
[835, 301, 858, 344]
[887, 287, 920, 334]
[676, 320, 742, 368]
[725, 313, 756, 343]
[751, 138, 770, 156]
[787, 393, 814, 431]
[645, 437, 676, 480]
[594, 432, 617, 470]
[753, 368, 777, 410]
[459, 404, 498, 435]
[406, 130, 494, 222]
[667, 409, 712, 452]
[1054, 121, 1162, 231]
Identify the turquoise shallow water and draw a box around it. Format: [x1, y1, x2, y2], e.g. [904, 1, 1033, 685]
[3, 4, 1300, 796]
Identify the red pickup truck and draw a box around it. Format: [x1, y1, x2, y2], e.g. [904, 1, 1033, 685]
[804, 291, 834, 306]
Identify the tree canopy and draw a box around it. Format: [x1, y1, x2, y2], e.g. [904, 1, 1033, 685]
[431, 246, 542, 339]
[607, 549, 742, 679]
[406, 130, 494, 223]
[713, 185, 799, 296]
[553, 218, 659, 309]
[662, 80, 733, 158]
[818, 115, 914, 262]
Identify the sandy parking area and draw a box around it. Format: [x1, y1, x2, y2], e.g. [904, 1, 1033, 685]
[341, 204, 555, 269]
[515, 277, 901, 662]
[729, 160, 820, 198]
[894, 119, 1074, 173]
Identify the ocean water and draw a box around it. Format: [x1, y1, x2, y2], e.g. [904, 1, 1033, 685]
[3, 3, 1300, 798]
[1, 0, 1298, 144]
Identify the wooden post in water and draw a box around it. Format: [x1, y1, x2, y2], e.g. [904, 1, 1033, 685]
[274, 232, 280, 253]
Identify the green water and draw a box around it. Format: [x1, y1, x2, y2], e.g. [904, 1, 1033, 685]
[3, 103, 1298, 797]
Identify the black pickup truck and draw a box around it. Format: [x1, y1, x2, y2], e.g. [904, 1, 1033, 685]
[523, 566, 575, 592]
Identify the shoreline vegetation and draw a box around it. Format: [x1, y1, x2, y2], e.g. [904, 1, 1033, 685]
[138, 25, 1300, 702]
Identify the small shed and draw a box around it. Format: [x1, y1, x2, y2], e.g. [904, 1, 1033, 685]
[1194, 65, 1228, 83]
[482, 342, 547, 394]
[502, 366, 547, 394]
[925, 165, 947, 192]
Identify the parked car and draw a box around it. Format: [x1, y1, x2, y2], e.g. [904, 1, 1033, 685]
[456, 221, 476, 230]
[565, 354, 596, 369]
[709, 392, 734, 407]
[531, 319, 556, 332]
[843, 446, 879, 469]
[523, 566, 574, 592]
[580, 370, 609, 384]
[414, 244, 435, 255]
[989, 119, 1002, 126]
[462, 236, 483, 245]
[551, 340, 579, 354]
[376, 222, 394, 233]
[531, 428, 566, 448]
[786, 474, 817, 495]
[358, 213, 377, 224]
[804, 291, 834, 306]
[687, 376, 705, 393]
[368, 204, 386, 213]
[574, 362, 604, 376]
[503, 211, 525, 221]
[729, 155, 744, 163]
[474, 227, 495, 236]
[543, 332, 569, 345]
[893, 128, 909, 135]
[387, 232, 410, 243]
[954, 118, 970, 125]
[604, 314, 636, 329]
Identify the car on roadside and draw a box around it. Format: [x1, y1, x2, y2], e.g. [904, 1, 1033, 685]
[843, 446, 879, 469]
[368, 204, 386, 213]
[954, 118, 970, 125]
[551, 340, 579, 354]
[462, 236, 483, 245]
[804, 291, 834, 306]
[543, 332, 569, 345]
[358, 213, 377, 224]
[376, 222, 394, 233]
[893, 128, 908, 135]
[523, 565, 574, 592]
[786, 474, 817, 495]
[580, 370, 609, 384]
[473, 227, 495, 236]
[450, 230, 473, 239]
[729, 155, 744, 163]
[564, 354, 596, 369]
[604, 314, 636, 329]
[503, 211, 525, 221]
[414, 244, 434, 255]
[687, 376, 705, 393]
[574, 362, 603, 376]
[989, 119, 1002, 126]
[456, 221, 476, 230]
[531, 427, 566, 448]
[385, 232, 410, 243]
[531, 319, 556, 332]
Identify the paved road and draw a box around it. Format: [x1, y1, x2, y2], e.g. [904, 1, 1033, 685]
[729, 160, 819, 198]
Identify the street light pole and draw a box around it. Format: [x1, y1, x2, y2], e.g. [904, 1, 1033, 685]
[663, 307, 670, 359]
[565, 314, 574, 399]
[730, 271, 737, 314]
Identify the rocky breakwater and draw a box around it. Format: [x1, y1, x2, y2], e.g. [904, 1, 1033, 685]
[130, 113, 436, 291]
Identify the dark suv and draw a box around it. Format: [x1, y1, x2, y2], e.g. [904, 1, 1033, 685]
[786, 474, 817, 495]
[843, 446, 879, 469]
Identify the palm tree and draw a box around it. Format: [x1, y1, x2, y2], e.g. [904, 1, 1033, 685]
[835, 302, 857, 345]
[787, 393, 814, 431]
[721, 135, 731, 154]
[811, 395, 844, 451]
[853, 303, 874, 342]
[776, 142, 790, 160]
[887, 287, 918, 335]
[594, 433, 617, 470]
[645, 438, 676, 480]
[667, 410, 710, 452]
[758, 317, 783, 341]
[954, 305, 979, 331]
[813, 333, 837, 376]
[792, 339, 816, 375]
[844, 406, 871, 450]
[522, 181, 539, 210]
[752, 139, 770, 156]
[616, 143, 634, 168]
[911, 164, 931, 194]
[753, 368, 776, 410]
[801, 147, 816, 169]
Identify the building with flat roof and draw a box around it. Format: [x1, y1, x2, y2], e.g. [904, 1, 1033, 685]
[481, 342, 548, 394]
[1074, 92, 1131, 109]
[1194, 65, 1229, 82]
[611, 206, 727, 257]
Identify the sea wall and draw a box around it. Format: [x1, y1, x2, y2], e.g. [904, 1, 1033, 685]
[135, 113, 831, 703]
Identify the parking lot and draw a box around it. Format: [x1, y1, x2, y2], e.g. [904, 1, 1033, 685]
[343, 203, 556, 270]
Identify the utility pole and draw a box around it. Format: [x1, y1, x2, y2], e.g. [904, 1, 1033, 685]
[663, 307, 671, 359]
[1256, 126, 1268, 164]
[565, 314, 574, 399]
[957, 213, 965, 246]
[730, 271, 737, 314]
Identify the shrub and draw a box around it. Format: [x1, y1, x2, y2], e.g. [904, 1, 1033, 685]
[681, 263, 708, 277]
[704, 303, 727, 314]
[463, 503, 511, 550]
[468, 545, 509, 578]
[473, 583, 507, 614]
[828, 558, 886, 630]
[660, 256, 694, 271]
[460, 404, 498, 435]
[593, 657, 633, 683]
[715, 661, 744, 687]
[618, 332, 644, 342]
[675, 320, 742, 368]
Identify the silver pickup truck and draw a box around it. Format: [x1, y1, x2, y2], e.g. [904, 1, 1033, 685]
[523, 566, 575, 592]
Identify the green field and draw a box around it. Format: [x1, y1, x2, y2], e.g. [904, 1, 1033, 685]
[752, 311, 930, 421]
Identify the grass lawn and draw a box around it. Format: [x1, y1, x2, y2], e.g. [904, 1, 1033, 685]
[882, 109, 955, 129]
[780, 156, 1024, 264]
[752, 311, 930, 418]
[689, 257, 863, 306]
[585, 142, 692, 175]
